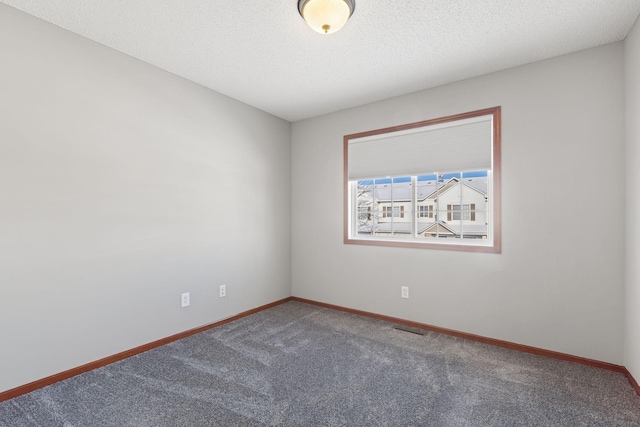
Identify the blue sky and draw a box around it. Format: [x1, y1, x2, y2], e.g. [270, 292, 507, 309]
[358, 170, 488, 186]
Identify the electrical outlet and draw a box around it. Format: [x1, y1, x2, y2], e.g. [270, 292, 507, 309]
[401, 286, 409, 299]
[219, 285, 226, 298]
[181, 292, 190, 308]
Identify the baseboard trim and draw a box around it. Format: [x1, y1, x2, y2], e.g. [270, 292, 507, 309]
[623, 367, 640, 396]
[3, 296, 639, 402]
[291, 297, 629, 375]
[0, 297, 292, 402]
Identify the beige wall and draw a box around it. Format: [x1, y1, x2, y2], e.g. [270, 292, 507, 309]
[625, 16, 640, 381]
[0, 5, 291, 393]
[292, 43, 626, 364]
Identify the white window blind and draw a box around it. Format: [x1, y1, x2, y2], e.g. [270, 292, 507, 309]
[347, 114, 493, 180]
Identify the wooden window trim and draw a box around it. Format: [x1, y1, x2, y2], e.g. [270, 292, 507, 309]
[343, 106, 502, 253]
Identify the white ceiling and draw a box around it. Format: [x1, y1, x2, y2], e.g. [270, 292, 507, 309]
[2, 1, 640, 122]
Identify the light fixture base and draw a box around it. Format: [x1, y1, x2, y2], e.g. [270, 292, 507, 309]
[298, 0, 356, 34]
[297, 0, 356, 17]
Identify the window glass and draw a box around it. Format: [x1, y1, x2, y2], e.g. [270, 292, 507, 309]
[344, 107, 501, 252]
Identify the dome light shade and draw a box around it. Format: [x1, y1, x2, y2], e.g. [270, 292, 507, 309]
[298, 0, 356, 34]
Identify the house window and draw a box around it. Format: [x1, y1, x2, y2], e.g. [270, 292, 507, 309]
[344, 107, 501, 253]
[418, 205, 433, 218]
[450, 204, 475, 221]
[383, 206, 404, 218]
[358, 205, 372, 222]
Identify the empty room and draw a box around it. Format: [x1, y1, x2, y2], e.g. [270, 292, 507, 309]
[2, 0, 640, 425]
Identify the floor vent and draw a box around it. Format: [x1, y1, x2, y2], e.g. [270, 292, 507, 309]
[393, 325, 426, 336]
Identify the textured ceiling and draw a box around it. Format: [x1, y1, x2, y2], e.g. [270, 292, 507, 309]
[2, 1, 640, 122]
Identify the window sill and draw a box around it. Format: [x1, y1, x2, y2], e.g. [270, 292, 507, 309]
[344, 235, 501, 253]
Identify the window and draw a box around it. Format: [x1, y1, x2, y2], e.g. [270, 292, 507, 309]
[383, 206, 404, 218]
[358, 206, 372, 222]
[344, 107, 501, 252]
[418, 205, 433, 218]
[450, 204, 475, 221]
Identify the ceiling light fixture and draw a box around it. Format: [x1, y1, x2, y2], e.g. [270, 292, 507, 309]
[298, 0, 356, 34]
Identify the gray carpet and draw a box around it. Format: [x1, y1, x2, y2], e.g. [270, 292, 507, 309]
[1, 301, 639, 426]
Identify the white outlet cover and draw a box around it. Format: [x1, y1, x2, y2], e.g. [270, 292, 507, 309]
[401, 286, 409, 298]
[181, 292, 190, 307]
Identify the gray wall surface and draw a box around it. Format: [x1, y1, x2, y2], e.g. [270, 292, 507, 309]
[292, 43, 626, 364]
[625, 16, 640, 381]
[2, 2, 638, 395]
[0, 5, 291, 393]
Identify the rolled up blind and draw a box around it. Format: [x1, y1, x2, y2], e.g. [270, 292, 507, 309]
[347, 114, 493, 180]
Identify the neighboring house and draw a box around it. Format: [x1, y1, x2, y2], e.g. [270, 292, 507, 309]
[357, 176, 489, 239]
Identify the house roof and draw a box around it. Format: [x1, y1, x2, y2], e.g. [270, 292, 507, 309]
[358, 220, 487, 236]
[422, 222, 488, 236]
[370, 177, 487, 203]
